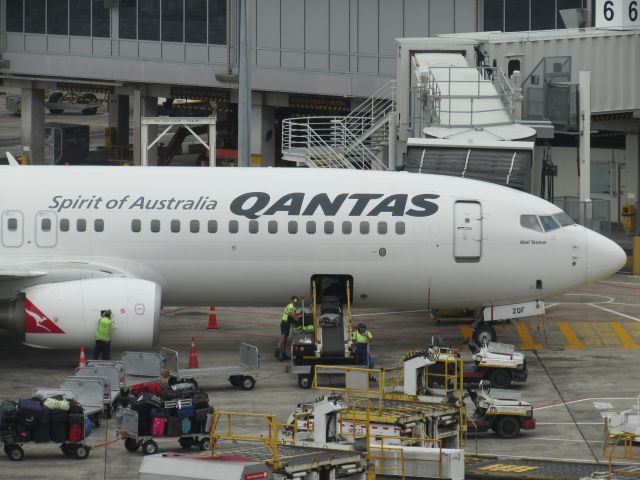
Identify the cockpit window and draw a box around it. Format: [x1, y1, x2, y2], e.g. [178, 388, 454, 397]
[553, 212, 575, 227]
[539, 215, 560, 232]
[520, 215, 542, 232]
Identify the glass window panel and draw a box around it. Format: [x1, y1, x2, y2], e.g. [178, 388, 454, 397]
[483, 0, 504, 31]
[162, 0, 183, 42]
[171, 219, 181, 233]
[25, 0, 45, 34]
[378, 221, 387, 235]
[151, 219, 161, 233]
[288, 221, 298, 234]
[249, 220, 259, 233]
[7, 0, 24, 32]
[70, 0, 91, 36]
[591, 163, 610, 194]
[520, 214, 542, 232]
[268, 221, 278, 234]
[558, 0, 584, 28]
[208, 0, 226, 44]
[207, 220, 217, 233]
[531, 0, 556, 30]
[119, 0, 137, 39]
[186, 0, 207, 43]
[60, 218, 70, 232]
[505, 0, 529, 31]
[190, 219, 200, 233]
[94, 219, 104, 232]
[360, 221, 370, 234]
[47, 0, 68, 35]
[342, 221, 352, 234]
[92, 0, 110, 37]
[7, 218, 18, 231]
[229, 220, 238, 233]
[553, 212, 575, 226]
[324, 221, 334, 234]
[132, 219, 141, 232]
[539, 215, 560, 231]
[41, 218, 51, 232]
[77, 219, 87, 232]
[395, 222, 405, 235]
[139, 0, 160, 41]
[306, 221, 316, 234]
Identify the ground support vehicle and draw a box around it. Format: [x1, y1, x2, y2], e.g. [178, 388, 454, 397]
[602, 394, 640, 442]
[121, 343, 259, 390]
[463, 341, 528, 389]
[45, 90, 102, 115]
[466, 382, 536, 439]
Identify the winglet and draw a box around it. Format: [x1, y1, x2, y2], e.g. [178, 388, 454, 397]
[5, 152, 19, 166]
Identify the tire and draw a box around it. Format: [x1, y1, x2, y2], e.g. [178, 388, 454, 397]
[124, 437, 139, 452]
[298, 375, 312, 389]
[82, 107, 98, 115]
[8, 445, 24, 461]
[473, 324, 497, 345]
[229, 376, 241, 387]
[199, 437, 211, 451]
[241, 376, 256, 391]
[49, 109, 64, 114]
[179, 437, 194, 449]
[489, 369, 511, 389]
[495, 416, 520, 439]
[142, 440, 159, 455]
[75, 445, 90, 460]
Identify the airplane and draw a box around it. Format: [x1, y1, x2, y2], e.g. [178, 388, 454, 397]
[0, 159, 626, 349]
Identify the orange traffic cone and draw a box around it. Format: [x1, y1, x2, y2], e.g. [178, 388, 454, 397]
[188, 337, 199, 369]
[78, 346, 86, 368]
[207, 306, 218, 329]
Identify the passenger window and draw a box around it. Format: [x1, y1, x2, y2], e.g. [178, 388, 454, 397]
[94, 219, 104, 233]
[60, 218, 69, 232]
[77, 219, 87, 232]
[190, 220, 200, 233]
[171, 220, 180, 233]
[207, 220, 217, 233]
[268, 221, 278, 234]
[360, 221, 370, 234]
[249, 220, 259, 233]
[378, 221, 387, 235]
[41, 218, 51, 232]
[342, 221, 352, 234]
[520, 215, 542, 232]
[306, 221, 316, 234]
[324, 221, 334, 234]
[229, 220, 239, 234]
[7, 218, 18, 231]
[539, 216, 560, 232]
[395, 222, 405, 235]
[151, 219, 160, 233]
[288, 221, 298, 234]
[553, 212, 575, 227]
[131, 219, 141, 233]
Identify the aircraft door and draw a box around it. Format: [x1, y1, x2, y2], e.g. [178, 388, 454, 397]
[1, 211, 24, 247]
[454, 201, 482, 261]
[35, 211, 58, 247]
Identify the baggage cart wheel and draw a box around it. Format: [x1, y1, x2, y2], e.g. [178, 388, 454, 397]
[142, 440, 159, 455]
[74, 444, 90, 460]
[473, 324, 497, 345]
[7, 445, 24, 461]
[124, 437, 140, 452]
[298, 374, 312, 389]
[49, 109, 64, 114]
[496, 416, 520, 439]
[229, 375, 242, 387]
[61, 444, 73, 456]
[198, 437, 211, 452]
[178, 437, 194, 449]
[489, 369, 511, 389]
[82, 107, 98, 115]
[240, 376, 256, 390]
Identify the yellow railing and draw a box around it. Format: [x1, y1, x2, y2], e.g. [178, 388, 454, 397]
[346, 279, 353, 338]
[602, 431, 640, 479]
[312, 280, 318, 344]
[313, 365, 386, 405]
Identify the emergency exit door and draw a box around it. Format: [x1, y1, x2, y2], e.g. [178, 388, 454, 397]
[454, 201, 482, 261]
[1, 211, 24, 247]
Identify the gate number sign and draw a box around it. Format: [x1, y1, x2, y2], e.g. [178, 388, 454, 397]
[596, 0, 640, 28]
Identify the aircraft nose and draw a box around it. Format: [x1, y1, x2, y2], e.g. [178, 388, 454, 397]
[585, 229, 626, 283]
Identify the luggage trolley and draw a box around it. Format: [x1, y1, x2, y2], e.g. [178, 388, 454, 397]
[59, 378, 106, 427]
[121, 351, 168, 387]
[75, 366, 123, 417]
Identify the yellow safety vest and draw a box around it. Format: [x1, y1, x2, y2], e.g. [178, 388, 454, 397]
[352, 330, 372, 343]
[282, 303, 296, 322]
[95, 316, 113, 341]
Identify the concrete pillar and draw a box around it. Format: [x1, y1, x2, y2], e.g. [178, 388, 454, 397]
[107, 94, 130, 148]
[578, 71, 592, 225]
[251, 103, 275, 167]
[21, 87, 45, 164]
[133, 90, 158, 166]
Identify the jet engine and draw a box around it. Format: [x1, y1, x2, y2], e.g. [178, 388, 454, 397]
[0, 278, 161, 349]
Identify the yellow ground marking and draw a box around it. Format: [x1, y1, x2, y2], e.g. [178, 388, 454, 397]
[572, 323, 602, 347]
[514, 322, 543, 350]
[592, 322, 621, 346]
[479, 464, 539, 473]
[610, 322, 640, 349]
[459, 325, 474, 340]
[624, 322, 640, 341]
[557, 322, 586, 349]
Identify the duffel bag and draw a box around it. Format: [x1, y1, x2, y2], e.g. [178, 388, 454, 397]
[44, 398, 70, 411]
[18, 398, 43, 417]
[142, 383, 162, 396]
[191, 392, 209, 408]
[129, 383, 145, 396]
[159, 389, 178, 401]
[177, 406, 195, 418]
[68, 399, 84, 414]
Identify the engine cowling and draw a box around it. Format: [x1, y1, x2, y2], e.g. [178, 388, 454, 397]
[18, 278, 161, 349]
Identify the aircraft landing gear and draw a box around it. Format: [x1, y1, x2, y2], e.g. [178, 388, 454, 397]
[472, 322, 497, 345]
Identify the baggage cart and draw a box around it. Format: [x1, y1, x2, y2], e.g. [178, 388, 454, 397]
[75, 366, 123, 416]
[116, 405, 213, 456]
[121, 352, 168, 387]
[59, 378, 105, 427]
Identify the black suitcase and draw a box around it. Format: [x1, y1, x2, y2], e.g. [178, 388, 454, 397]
[0, 400, 17, 424]
[166, 416, 181, 437]
[134, 404, 153, 436]
[195, 406, 214, 420]
[191, 392, 209, 408]
[50, 421, 68, 443]
[50, 409, 68, 424]
[16, 424, 31, 442]
[33, 421, 51, 443]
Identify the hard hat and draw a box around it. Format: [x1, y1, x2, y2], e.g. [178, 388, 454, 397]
[358, 323, 366, 330]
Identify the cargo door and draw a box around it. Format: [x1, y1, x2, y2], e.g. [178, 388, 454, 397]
[454, 201, 482, 261]
[1, 210, 24, 247]
[35, 211, 57, 247]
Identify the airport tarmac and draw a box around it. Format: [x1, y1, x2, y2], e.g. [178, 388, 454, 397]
[0, 273, 639, 479]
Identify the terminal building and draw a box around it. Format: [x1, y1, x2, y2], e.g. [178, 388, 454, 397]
[0, 0, 638, 235]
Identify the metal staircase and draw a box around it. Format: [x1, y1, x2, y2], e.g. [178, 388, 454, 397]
[281, 81, 396, 170]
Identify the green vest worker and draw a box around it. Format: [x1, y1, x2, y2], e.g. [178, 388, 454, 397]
[352, 323, 374, 369]
[93, 309, 113, 360]
[275, 296, 300, 361]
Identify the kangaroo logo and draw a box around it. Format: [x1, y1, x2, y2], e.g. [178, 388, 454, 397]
[24, 299, 65, 334]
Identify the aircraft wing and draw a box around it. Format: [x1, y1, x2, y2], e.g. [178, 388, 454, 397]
[0, 269, 48, 281]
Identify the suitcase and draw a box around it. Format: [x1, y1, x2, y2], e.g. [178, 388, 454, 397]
[150, 417, 166, 437]
[0, 400, 18, 427]
[33, 421, 51, 443]
[16, 424, 31, 442]
[68, 423, 83, 442]
[134, 404, 153, 436]
[68, 413, 84, 425]
[137, 393, 163, 407]
[85, 417, 93, 438]
[159, 389, 178, 401]
[191, 392, 209, 408]
[151, 408, 169, 418]
[195, 406, 214, 420]
[17, 399, 43, 423]
[189, 417, 206, 434]
[177, 405, 195, 418]
[51, 421, 68, 443]
[181, 418, 191, 435]
[166, 416, 182, 437]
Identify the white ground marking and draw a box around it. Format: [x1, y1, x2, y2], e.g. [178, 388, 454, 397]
[536, 422, 603, 426]
[589, 303, 640, 322]
[593, 402, 613, 409]
[535, 397, 636, 411]
[600, 280, 640, 287]
[351, 309, 429, 317]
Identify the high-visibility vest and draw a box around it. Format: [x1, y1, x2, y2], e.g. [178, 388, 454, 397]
[282, 303, 296, 322]
[95, 316, 113, 341]
[352, 330, 372, 343]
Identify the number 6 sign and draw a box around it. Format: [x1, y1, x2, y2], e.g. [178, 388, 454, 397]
[596, 0, 640, 28]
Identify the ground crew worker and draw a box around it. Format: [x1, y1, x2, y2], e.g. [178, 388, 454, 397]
[352, 323, 373, 369]
[275, 296, 301, 361]
[93, 310, 113, 360]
